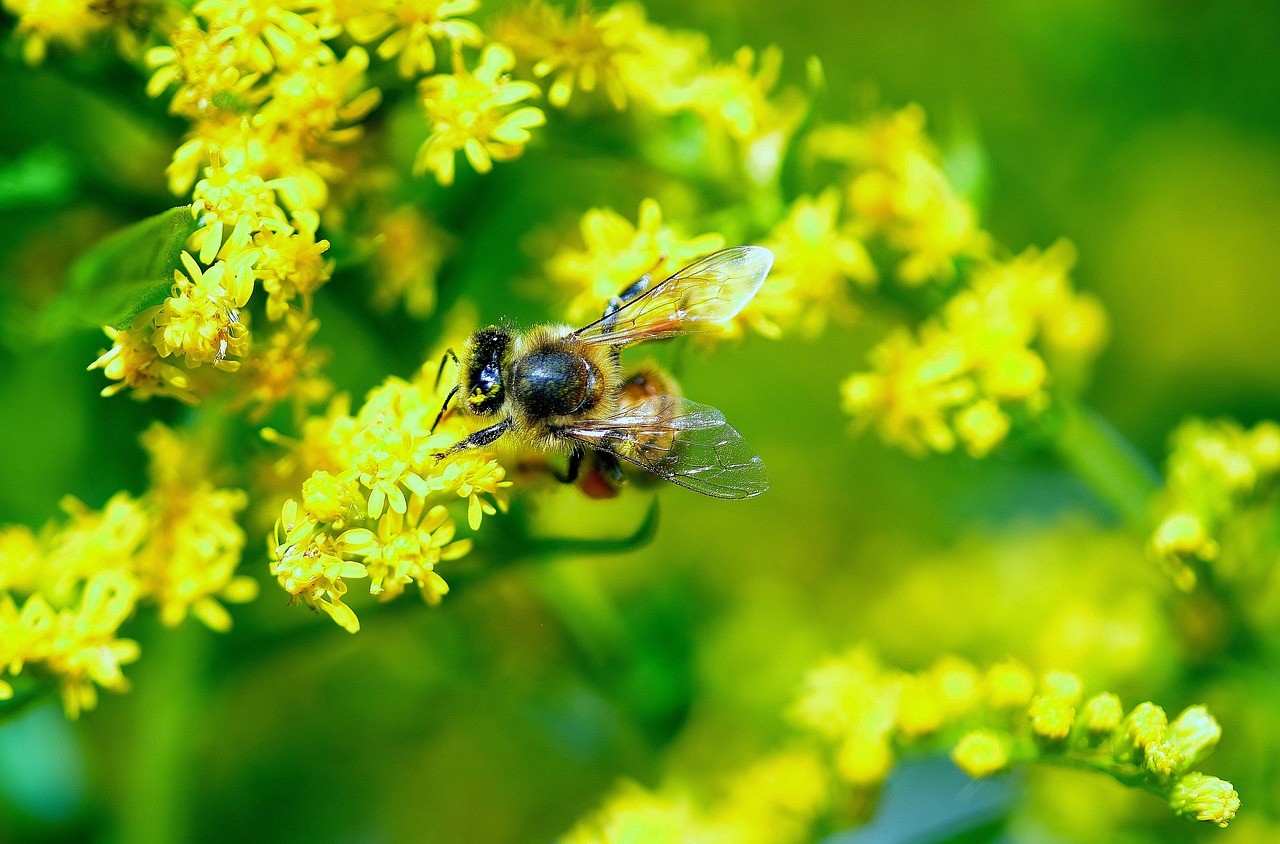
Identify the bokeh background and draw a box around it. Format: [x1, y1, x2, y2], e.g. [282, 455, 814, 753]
[1, 1, 1278, 842]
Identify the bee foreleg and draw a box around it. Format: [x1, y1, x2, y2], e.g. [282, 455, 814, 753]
[433, 347, 461, 390]
[432, 418, 511, 462]
[430, 385, 460, 434]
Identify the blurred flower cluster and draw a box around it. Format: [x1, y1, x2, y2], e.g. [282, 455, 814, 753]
[0, 423, 254, 715]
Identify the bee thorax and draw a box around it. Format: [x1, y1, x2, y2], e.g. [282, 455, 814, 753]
[512, 348, 597, 420]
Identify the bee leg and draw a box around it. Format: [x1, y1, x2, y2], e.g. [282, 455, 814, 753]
[433, 347, 460, 390]
[429, 385, 460, 434]
[433, 418, 511, 461]
[554, 446, 585, 484]
[602, 272, 654, 321]
[596, 451, 625, 486]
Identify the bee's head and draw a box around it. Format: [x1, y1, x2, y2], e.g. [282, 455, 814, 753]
[461, 326, 511, 416]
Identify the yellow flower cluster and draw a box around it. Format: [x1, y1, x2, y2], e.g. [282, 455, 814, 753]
[746, 188, 875, 337]
[1149, 418, 1280, 591]
[413, 43, 546, 186]
[497, 0, 790, 146]
[562, 750, 829, 844]
[545, 198, 724, 325]
[842, 241, 1108, 457]
[343, 0, 482, 78]
[3, 0, 111, 64]
[0, 423, 255, 716]
[790, 648, 1239, 827]
[810, 105, 991, 285]
[89, 0, 382, 408]
[267, 360, 510, 632]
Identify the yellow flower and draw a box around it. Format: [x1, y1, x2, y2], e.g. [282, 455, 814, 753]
[342, 497, 470, 603]
[343, 0, 482, 78]
[746, 188, 875, 337]
[233, 313, 332, 421]
[145, 20, 264, 119]
[414, 44, 546, 186]
[952, 730, 1008, 778]
[252, 213, 333, 320]
[843, 242, 1103, 458]
[369, 205, 454, 318]
[545, 197, 724, 324]
[682, 45, 783, 141]
[269, 499, 368, 632]
[1080, 692, 1124, 736]
[89, 319, 196, 402]
[191, 0, 339, 74]
[152, 252, 248, 366]
[497, 0, 635, 109]
[7, 0, 109, 64]
[1169, 773, 1240, 828]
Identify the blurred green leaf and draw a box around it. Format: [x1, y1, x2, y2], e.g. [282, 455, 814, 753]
[36, 205, 197, 339]
[0, 146, 75, 210]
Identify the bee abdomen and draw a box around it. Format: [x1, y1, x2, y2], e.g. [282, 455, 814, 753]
[512, 349, 596, 420]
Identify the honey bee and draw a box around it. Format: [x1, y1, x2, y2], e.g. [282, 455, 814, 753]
[431, 246, 773, 499]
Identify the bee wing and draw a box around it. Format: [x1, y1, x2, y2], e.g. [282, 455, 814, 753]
[558, 395, 770, 499]
[573, 246, 774, 347]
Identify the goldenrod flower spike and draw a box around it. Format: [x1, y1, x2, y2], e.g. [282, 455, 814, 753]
[266, 362, 510, 631]
[0, 424, 253, 716]
[788, 650, 1239, 828]
[1149, 418, 1280, 590]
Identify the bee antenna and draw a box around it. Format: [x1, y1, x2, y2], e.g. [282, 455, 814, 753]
[434, 347, 460, 390]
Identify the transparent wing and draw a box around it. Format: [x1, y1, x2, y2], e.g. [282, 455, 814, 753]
[573, 246, 774, 347]
[559, 395, 770, 500]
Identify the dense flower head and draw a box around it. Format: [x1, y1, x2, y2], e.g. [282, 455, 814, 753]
[413, 43, 546, 186]
[842, 241, 1107, 458]
[267, 363, 510, 631]
[788, 649, 1238, 827]
[496, 0, 634, 109]
[341, 0, 483, 78]
[94, 0, 373, 406]
[0, 424, 254, 715]
[544, 197, 724, 324]
[562, 750, 829, 844]
[1149, 418, 1280, 590]
[811, 104, 991, 284]
[4, 0, 111, 64]
[745, 188, 875, 337]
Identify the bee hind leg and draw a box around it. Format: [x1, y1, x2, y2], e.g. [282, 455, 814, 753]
[554, 445, 585, 484]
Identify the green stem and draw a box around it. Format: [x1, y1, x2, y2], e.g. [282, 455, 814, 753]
[117, 620, 213, 844]
[1053, 402, 1161, 531]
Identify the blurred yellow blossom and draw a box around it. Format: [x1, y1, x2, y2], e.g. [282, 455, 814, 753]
[745, 188, 875, 337]
[842, 241, 1107, 457]
[790, 648, 1238, 827]
[0, 423, 254, 715]
[497, 0, 636, 109]
[342, 0, 482, 78]
[1150, 418, 1280, 590]
[4, 0, 109, 64]
[811, 104, 990, 284]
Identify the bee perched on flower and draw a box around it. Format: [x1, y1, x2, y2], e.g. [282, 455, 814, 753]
[433, 247, 774, 498]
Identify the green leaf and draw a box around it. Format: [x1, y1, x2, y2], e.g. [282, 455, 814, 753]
[37, 205, 198, 339]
